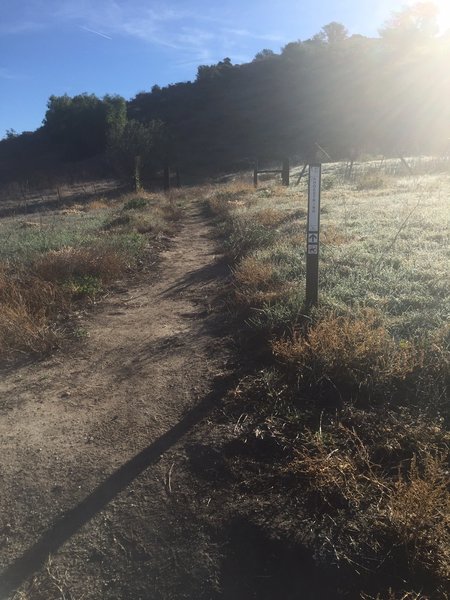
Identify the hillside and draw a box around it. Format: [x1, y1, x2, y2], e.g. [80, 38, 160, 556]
[1, 12, 449, 189]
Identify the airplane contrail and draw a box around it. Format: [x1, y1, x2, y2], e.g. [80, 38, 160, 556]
[80, 26, 112, 40]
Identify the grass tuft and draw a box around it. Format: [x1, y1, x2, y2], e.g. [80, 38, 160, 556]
[33, 245, 128, 284]
[0, 265, 66, 356]
[272, 310, 424, 393]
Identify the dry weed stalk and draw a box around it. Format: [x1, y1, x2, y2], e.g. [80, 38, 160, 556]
[12, 556, 78, 600]
[286, 423, 387, 510]
[360, 590, 429, 600]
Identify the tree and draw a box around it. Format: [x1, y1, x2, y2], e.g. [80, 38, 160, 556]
[253, 49, 276, 61]
[43, 93, 126, 159]
[314, 22, 349, 45]
[4, 128, 19, 140]
[379, 2, 439, 46]
[107, 119, 168, 183]
[103, 94, 127, 145]
[196, 57, 235, 82]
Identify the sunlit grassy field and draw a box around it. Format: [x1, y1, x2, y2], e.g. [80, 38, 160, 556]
[207, 161, 450, 598]
[216, 165, 449, 334]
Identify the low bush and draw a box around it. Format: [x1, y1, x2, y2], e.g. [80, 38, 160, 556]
[103, 213, 132, 230]
[62, 275, 103, 298]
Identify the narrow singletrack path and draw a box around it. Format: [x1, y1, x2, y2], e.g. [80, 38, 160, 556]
[0, 200, 232, 599]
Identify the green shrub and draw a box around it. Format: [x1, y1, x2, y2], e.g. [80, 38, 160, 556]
[122, 197, 148, 210]
[63, 274, 102, 298]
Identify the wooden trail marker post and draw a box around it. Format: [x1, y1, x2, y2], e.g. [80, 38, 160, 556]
[306, 164, 321, 307]
[253, 158, 290, 188]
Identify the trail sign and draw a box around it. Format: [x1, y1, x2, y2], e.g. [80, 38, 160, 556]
[306, 164, 321, 306]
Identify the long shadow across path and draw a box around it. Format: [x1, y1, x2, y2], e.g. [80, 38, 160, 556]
[0, 373, 233, 599]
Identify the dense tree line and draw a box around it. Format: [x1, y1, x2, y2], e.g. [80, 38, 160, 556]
[126, 6, 449, 170]
[1, 3, 449, 186]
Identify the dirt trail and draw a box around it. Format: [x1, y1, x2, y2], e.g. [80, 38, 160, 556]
[0, 201, 232, 599]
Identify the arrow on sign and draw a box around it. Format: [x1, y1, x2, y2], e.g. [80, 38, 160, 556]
[308, 233, 318, 243]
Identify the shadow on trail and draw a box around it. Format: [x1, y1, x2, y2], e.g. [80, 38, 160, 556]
[220, 519, 339, 600]
[161, 256, 230, 299]
[0, 373, 233, 599]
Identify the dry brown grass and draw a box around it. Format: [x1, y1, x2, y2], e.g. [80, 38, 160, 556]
[384, 453, 450, 580]
[168, 184, 213, 202]
[208, 195, 231, 217]
[0, 265, 67, 356]
[425, 323, 450, 378]
[232, 256, 291, 306]
[104, 194, 181, 235]
[159, 199, 182, 223]
[272, 311, 423, 389]
[84, 199, 110, 211]
[283, 418, 450, 592]
[285, 421, 386, 509]
[322, 224, 352, 246]
[288, 437, 364, 508]
[33, 245, 128, 283]
[207, 181, 255, 215]
[18, 221, 40, 229]
[0, 186, 181, 359]
[210, 168, 450, 596]
[233, 256, 275, 288]
[254, 208, 286, 227]
[60, 204, 84, 215]
[356, 172, 390, 191]
[0, 303, 60, 356]
[0, 183, 187, 361]
[236, 286, 291, 307]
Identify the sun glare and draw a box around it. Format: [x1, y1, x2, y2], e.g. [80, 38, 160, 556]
[434, 0, 450, 33]
[387, 0, 450, 34]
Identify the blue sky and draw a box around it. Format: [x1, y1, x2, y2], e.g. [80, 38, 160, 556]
[1, 0, 449, 137]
